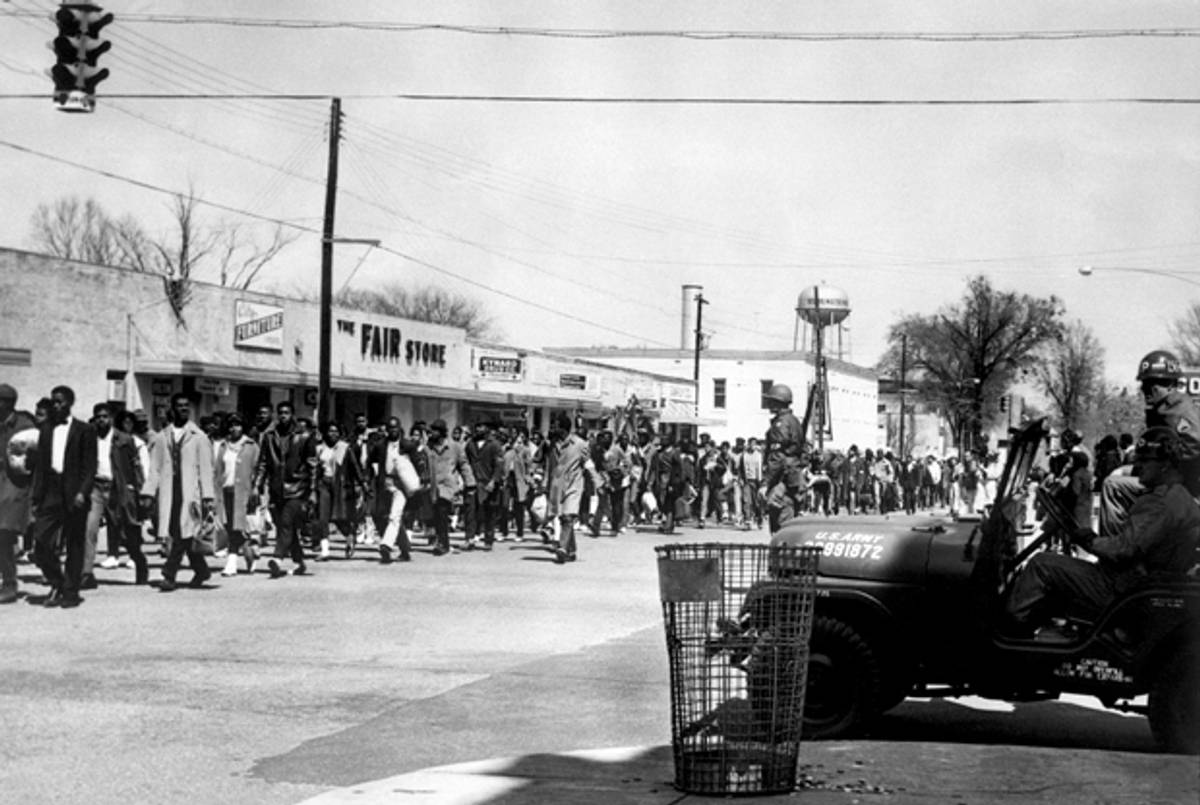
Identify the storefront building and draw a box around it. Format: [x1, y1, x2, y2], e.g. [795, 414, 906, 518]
[0, 249, 693, 432]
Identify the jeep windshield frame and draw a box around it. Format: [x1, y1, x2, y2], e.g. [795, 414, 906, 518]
[966, 418, 1051, 623]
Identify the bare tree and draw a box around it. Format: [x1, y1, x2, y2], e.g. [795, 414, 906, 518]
[31, 192, 297, 320]
[1169, 302, 1200, 366]
[29, 196, 152, 268]
[1081, 384, 1144, 443]
[879, 275, 1065, 454]
[333, 282, 500, 340]
[216, 222, 301, 290]
[1030, 319, 1106, 432]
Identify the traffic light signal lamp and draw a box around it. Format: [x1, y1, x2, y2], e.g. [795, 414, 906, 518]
[999, 395, 1009, 413]
[48, 3, 113, 113]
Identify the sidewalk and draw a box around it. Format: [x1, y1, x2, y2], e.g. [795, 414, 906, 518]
[295, 740, 1198, 805]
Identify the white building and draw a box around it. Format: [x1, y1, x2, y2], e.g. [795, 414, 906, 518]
[548, 346, 878, 450]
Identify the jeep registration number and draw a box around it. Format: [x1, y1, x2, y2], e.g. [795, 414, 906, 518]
[805, 531, 886, 561]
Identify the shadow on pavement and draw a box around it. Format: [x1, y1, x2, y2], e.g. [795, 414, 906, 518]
[866, 696, 1158, 753]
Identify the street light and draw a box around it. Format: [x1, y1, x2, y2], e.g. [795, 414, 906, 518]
[1078, 265, 1200, 289]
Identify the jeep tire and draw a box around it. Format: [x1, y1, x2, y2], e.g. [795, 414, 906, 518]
[802, 616, 882, 739]
[1148, 642, 1200, 754]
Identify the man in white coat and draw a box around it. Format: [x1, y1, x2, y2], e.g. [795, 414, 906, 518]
[141, 393, 215, 592]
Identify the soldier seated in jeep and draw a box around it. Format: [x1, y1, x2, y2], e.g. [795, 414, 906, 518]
[1006, 426, 1200, 638]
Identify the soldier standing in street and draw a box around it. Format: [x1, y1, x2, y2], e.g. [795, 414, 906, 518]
[760, 383, 808, 533]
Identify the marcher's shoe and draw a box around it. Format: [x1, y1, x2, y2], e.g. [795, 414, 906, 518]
[60, 594, 83, 608]
[267, 559, 287, 579]
[158, 578, 177, 593]
[554, 547, 567, 564]
[221, 555, 239, 577]
[293, 562, 310, 576]
[188, 568, 212, 588]
[397, 553, 412, 562]
[99, 556, 120, 570]
[566, 553, 577, 562]
[134, 564, 149, 585]
[0, 586, 18, 604]
[43, 587, 63, 607]
[432, 547, 447, 556]
[80, 574, 98, 590]
[379, 545, 393, 565]
[344, 540, 355, 559]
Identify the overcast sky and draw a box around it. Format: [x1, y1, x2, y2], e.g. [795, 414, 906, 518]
[3, 1, 1200, 389]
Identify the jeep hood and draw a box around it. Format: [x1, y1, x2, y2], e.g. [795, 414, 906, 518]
[770, 514, 976, 584]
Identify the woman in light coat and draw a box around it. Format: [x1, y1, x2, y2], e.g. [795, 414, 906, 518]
[213, 413, 260, 576]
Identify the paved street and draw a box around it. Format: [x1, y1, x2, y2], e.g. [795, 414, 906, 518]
[2, 520, 1197, 805]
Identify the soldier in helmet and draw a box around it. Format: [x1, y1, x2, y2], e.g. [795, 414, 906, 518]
[1099, 349, 1200, 536]
[760, 383, 808, 533]
[1008, 426, 1200, 635]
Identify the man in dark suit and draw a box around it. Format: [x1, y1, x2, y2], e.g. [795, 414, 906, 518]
[467, 422, 504, 549]
[30, 385, 97, 608]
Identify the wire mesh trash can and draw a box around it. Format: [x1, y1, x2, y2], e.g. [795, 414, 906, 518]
[656, 543, 821, 796]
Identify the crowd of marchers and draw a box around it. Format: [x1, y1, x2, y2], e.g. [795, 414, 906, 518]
[4, 349, 1197, 614]
[0, 378, 1016, 609]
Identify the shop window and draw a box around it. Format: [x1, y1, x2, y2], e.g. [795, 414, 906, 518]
[713, 378, 726, 409]
[760, 379, 773, 409]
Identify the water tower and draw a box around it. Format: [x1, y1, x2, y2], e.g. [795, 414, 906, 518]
[795, 284, 852, 450]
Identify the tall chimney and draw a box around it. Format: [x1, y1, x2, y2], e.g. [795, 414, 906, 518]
[681, 284, 702, 350]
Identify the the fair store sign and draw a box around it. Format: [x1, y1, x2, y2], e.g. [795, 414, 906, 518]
[334, 317, 465, 384]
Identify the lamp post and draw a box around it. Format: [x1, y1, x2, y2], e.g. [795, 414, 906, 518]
[1078, 265, 1200, 289]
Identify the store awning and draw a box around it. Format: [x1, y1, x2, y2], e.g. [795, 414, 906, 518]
[135, 359, 609, 409]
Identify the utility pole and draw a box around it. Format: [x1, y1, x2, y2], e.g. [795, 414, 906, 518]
[898, 333, 907, 456]
[692, 291, 709, 417]
[318, 97, 342, 423]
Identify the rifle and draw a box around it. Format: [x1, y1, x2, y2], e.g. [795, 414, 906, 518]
[799, 386, 817, 455]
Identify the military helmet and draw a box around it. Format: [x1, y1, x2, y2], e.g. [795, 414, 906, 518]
[1133, 426, 1184, 465]
[1137, 350, 1183, 383]
[762, 383, 793, 406]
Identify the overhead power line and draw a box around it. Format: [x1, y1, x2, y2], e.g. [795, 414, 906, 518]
[0, 137, 674, 347]
[6, 10, 1200, 42]
[4, 92, 1200, 105]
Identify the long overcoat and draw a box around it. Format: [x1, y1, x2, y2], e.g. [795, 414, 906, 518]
[213, 435, 260, 531]
[143, 420, 215, 539]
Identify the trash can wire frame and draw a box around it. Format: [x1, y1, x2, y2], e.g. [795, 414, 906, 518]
[656, 542, 821, 796]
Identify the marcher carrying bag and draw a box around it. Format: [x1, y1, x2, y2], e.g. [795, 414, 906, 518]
[394, 453, 422, 495]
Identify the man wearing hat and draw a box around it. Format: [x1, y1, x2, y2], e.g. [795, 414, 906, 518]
[1006, 426, 1200, 635]
[425, 419, 473, 556]
[0, 384, 36, 603]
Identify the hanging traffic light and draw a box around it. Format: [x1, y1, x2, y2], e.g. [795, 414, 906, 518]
[999, 394, 1009, 413]
[48, 3, 113, 113]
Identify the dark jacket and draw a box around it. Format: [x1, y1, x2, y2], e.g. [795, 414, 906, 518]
[254, 424, 317, 501]
[32, 417, 97, 511]
[468, 435, 505, 492]
[106, 428, 144, 524]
